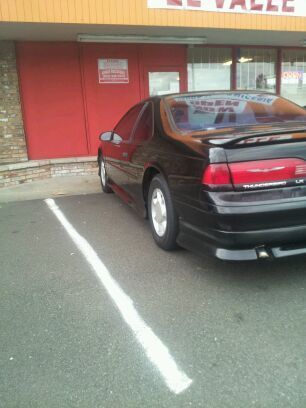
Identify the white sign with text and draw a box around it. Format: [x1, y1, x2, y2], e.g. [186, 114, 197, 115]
[147, 0, 306, 17]
[98, 59, 129, 84]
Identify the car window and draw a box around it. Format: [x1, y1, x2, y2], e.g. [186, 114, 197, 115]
[114, 104, 144, 142]
[132, 103, 154, 144]
[165, 92, 306, 133]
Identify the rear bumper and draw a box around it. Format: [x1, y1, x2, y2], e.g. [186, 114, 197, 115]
[177, 220, 306, 261]
[174, 190, 306, 260]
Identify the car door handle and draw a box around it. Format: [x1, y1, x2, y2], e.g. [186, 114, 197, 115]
[122, 152, 128, 158]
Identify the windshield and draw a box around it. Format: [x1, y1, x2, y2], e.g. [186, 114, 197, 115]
[165, 92, 306, 133]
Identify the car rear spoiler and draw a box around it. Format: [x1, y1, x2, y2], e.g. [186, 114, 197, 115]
[206, 127, 306, 147]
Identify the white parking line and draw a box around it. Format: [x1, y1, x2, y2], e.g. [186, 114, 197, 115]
[45, 198, 192, 395]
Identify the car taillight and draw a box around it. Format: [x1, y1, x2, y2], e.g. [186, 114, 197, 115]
[202, 163, 232, 190]
[202, 158, 306, 191]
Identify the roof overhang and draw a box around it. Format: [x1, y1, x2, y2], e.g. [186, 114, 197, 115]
[0, 22, 305, 47]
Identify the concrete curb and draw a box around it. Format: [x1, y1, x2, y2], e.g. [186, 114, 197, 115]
[0, 174, 101, 203]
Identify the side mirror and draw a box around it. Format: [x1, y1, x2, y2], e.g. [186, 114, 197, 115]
[99, 131, 112, 142]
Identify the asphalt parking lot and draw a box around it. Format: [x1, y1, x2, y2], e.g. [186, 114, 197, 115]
[1, 191, 306, 408]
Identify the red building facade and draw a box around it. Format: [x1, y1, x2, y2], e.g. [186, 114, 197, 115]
[1, 0, 306, 186]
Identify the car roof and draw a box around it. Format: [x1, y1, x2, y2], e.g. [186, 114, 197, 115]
[143, 91, 280, 105]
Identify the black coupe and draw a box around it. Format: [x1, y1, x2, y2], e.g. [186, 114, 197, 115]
[98, 91, 306, 261]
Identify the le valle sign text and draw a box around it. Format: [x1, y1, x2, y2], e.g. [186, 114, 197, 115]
[148, 0, 306, 17]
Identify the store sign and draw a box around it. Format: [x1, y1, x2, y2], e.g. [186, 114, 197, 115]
[148, 0, 306, 17]
[98, 59, 129, 84]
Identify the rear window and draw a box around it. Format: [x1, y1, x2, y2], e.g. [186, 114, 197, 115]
[165, 93, 306, 132]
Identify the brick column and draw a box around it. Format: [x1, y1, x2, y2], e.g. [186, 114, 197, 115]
[0, 41, 28, 164]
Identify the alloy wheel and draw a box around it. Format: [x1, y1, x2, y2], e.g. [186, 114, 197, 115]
[100, 160, 106, 186]
[151, 188, 167, 237]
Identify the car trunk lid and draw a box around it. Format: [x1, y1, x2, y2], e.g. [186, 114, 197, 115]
[200, 124, 306, 192]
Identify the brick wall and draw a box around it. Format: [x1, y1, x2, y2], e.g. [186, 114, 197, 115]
[0, 41, 28, 164]
[0, 157, 98, 188]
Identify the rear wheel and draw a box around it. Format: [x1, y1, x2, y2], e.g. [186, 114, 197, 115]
[148, 175, 179, 250]
[99, 156, 112, 193]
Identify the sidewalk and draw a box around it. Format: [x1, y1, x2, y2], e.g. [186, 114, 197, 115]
[0, 175, 101, 203]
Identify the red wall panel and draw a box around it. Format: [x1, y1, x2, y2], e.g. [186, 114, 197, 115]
[139, 44, 187, 75]
[17, 42, 88, 160]
[17, 43, 187, 159]
[80, 44, 142, 155]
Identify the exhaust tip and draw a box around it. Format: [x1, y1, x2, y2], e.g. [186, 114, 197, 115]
[256, 246, 271, 260]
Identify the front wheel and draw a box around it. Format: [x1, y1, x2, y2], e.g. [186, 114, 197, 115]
[99, 156, 112, 193]
[148, 174, 179, 251]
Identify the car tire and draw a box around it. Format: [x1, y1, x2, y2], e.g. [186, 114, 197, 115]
[148, 174, 179, 251]
[99, 156, 112, 194]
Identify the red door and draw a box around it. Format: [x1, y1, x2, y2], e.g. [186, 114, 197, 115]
[139, 45, 188, 98]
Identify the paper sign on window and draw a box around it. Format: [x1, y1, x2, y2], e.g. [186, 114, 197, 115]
[98, 59, 129, 84]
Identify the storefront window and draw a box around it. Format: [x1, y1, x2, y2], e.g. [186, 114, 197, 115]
[281, 50, 306, 107]
[188, 47, 232, 91]
[237, 48, 276, 93]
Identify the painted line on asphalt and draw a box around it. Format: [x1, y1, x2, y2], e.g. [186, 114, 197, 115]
[45, 198, 192, 395]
